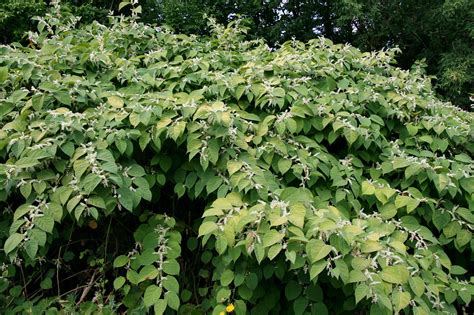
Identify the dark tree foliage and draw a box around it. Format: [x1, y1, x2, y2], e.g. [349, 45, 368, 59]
[0, 0, 47, 44]
[0, 0, 112, 44]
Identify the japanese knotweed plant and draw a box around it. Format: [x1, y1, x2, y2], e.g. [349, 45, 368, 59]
[0, 5, 473, 315]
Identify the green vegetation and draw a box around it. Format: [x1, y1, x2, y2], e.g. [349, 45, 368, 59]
[153, 0, 474, 110]
[2, 1, 473, 108]
[0, 3, 473, 314]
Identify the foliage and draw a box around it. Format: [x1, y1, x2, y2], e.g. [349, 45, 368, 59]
[1, 1, 472, 108]
[334, 0, 474, 110]
[0, 0, 47, 44]
[0, 0, 111, 44]
[152, 0, 474, 109]
[0, 4, 473, 314]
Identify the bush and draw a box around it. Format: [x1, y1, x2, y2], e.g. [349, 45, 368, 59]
[0, 0, 47, 44]
[0, 6, 473, 315]
[0, 0, 111, 45]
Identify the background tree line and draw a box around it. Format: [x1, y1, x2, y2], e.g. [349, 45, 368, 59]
[1, 0, 472, 109]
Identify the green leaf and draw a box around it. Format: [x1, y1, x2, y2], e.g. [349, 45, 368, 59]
[153, 300, 167, 315]
[344, 129, 358, 146]
[444, 289, 457, 304]
[309, 260, 326, 280]
[45, 202, 63, 222]
[220, 269, 234, 286]
[162, 259, 180, 275]
[392, 157, 410, 169]
[293, 296, 309, 315]
[118, 187, 134, 211]
[245, 272, 258, 290]
[216, 287, 231, 303]
[406, 124, 418, 136]
[15, 157, 40, 168]
[40, 277, 52, 290]
[278, 158, 292, 174]
[58, 187, 73, 205]
[405, 164, 421, 179]
[29, 229, 46, 247]
[87, 196, 106, 209]
[443, 221, 461, 238]
[361, 181, 375, 195]
[374, 187, 395, 204]
[0, 103, 14, 118]
[267, 243, 282, 260]
[392, 291, 410, 313]
[198, 221, 218, 237]
[288, 203, 305, 228]
[360, 240, 383, 253]
[409, 276, 424, 297]
[306, 239, 332, 263]
[162, 275, 179, 293]
[206, 176, 223, 194]
[254, 244, 265, 264]
[395, 195, 419, 213]
[235, 85, 246, 100]
[348, 270, 367, 283]
[459, 288, 471, 304]
[4, 233, 24, 254]
[113, 255, 129, 268]
[14, 204, 31, 221]
[73, 159, 89, 178]
[20, 183, 32, 199]
[33, 181, 46, 194]
[82, 174, 102, 193]
[165, 291, 180, 310]
[138, 265, 159, 282]
[0, 66, 8, 83]
[355, 284, 369, 304]
[168, 121, 186, 141]
[24, 239, 38, 259]
[460, 177, 474, 193]
[107, 95, 124, 108]
[381, 265, 409, 284]
[413, 306, 429, 315]
[451, 265, 467, 275]
[54, 90, 71, 105]
[351, 257, 371, 270]
[118, 1, 130, 11]
[312, 302, 328, 315]
[285, 280, 302, 300]
[67, 195, 82, 213]
[432, 211, 451, 231]
[113, 276, 126, 290]
[262, 229, 284, 248]
[144, 285, 162, 307]
[35, 216, 54, 233]
[61, 142, 75, 157]
[227, 160, 243, 175]
[181, 289, 192, 303]
[457, 207, 474, 223]
[280, 187, 313, 203]
[434, 174, 449, 192]
[455, 229, 471, 247]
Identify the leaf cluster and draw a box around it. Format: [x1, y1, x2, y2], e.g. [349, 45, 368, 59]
[0, 10, 473, 314]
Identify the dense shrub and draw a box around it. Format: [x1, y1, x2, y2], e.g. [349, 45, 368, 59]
[0, 0, 47, 44]
[0, 5, 473, 315]
[0, 0, 111, 45]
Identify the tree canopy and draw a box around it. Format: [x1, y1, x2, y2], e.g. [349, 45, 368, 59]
[0, 3, 473, 314]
